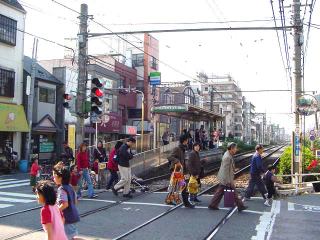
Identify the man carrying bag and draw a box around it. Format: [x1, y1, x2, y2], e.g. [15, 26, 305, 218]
[208, 142, 247, 212]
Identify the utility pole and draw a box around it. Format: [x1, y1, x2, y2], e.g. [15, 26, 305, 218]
[292, 0, 303, 184]
[76, 4, 88, 147]
[24, 38, 38, 161]
[210, 86, 214, 131]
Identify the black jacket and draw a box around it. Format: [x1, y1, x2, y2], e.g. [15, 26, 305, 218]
[168, 144, 187, 173]
[117, 143, 134, 167]
[93, 147, 107, 162]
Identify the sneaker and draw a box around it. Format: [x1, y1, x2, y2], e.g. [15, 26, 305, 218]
[264, 200, 271, 207]
[90, 194, 98, 199]
[238, 206, 248, 212]
[123, 193, 133, 198]
[184, 202, 195, 209]
[208, 206, 219, 210]
[112, 187, 118, 196]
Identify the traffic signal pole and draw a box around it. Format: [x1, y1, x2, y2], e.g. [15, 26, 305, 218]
[76, 4, 88, 147]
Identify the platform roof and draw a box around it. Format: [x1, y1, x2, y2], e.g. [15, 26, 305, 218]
[152, 104, 224, 122]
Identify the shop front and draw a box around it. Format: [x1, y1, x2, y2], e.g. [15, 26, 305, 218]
[30, 114, 59, 164]
[97, 112, 122, 142]
[0, 103, 29, 167]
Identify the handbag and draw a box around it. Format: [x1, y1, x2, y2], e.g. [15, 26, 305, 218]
[223, 187, 235, 208]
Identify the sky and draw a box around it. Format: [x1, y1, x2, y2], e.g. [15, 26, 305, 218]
[20, 0, 320, 133]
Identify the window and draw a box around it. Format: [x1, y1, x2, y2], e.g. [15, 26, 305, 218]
[39, 87, 55, 104]
[150, 56, 158, 70]
[0, 68, 15, 97]
[0, 14, 17, 46]
[132, 54, 144, 67]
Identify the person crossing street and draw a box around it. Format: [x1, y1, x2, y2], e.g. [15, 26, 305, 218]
[245, 144, 268, 201]
[208, 142, 248, 212]
[112, 138, 136, 198]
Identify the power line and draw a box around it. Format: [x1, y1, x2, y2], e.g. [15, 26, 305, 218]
[88, 26, 294, 37]
[99, 18, 285, 26]
[270, 0, 291, 90]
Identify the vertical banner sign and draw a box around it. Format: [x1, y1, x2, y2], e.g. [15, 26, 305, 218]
[68, 124, 76, 156]
[294, 135, 300, 158]
[149, 72, 161, 85]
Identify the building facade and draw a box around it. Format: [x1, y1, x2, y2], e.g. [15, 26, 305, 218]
[0, 1, 28, 163]
[242, 98, 257, 144]
[206, 75, 243, 139]
[23, 56, 64, 162]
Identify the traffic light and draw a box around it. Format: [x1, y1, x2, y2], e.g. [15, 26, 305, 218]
[63, 94, 72, 108]
[91, 78, 104, 115]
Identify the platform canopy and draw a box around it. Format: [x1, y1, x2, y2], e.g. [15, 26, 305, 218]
[151, 104, 224, 122]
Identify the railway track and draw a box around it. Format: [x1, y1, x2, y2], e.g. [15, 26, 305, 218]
[2, 145, 284, 240]
[112, 145, 284, 240]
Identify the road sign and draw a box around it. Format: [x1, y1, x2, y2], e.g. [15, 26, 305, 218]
[310, 135, 316, 141]
[101, 114, 110, 123]
[294, 135, 300, 157]
[149, 72, 161, 85]
[310, 130, 315, 136]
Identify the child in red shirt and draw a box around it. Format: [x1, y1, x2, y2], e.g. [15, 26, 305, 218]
[70, 165, 80, 193]
[30, 158, 41, 193]
[35, 180, 67, 240]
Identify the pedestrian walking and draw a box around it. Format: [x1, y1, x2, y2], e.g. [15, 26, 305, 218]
[187, 142, 205, 203]
[93, 141, 108, 188]
[35, 180, 68, 240]
[167, 134, 194, 208]
[53, 165, 82, 240]
[208, 142, 248, 212]
[112, 138, 136, 198]
[30, 157, 40, 193]
[76, 143, 97, 199]
[263, 165, 281, 207]
[245, 144, 268, 201]
[106, 141, 123, 190]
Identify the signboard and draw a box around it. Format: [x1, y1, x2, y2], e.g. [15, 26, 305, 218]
[316, 150, 320, 159]
[125, 126, 137, 135]
[152, 105, 188, 113]
[149, 72, 161, 85]
[39, 142, 54, 153]
[294, 135, 300, 157]
[310, 135, 316, 141]
[68, 124, 76, 154]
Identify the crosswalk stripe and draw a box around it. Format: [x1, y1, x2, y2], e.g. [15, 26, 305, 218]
[0, 179, 16, 182]
[0, 203, 14, 208]
[0, 196, 35, 203]
[0, 182, 30, 189]
[0, 180, 29, 186]
[0, 191, 36, 198]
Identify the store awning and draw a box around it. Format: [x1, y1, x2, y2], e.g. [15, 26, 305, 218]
[0, 103, 29, 132]
[151, 104, 224, 122]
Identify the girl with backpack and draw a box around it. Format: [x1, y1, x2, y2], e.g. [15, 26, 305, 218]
[53, 164, 82, 240]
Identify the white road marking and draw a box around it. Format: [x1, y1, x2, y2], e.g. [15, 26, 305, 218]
[0, 179, 16, 182]
[251, 200, 281, 240]
[194, 206, 264, 214]
[288, 202, 295, 211]
[81, 198, 173, 208]
[0, 191, 36, 198]
[0, 180, 29, 186]
[0, 203, 14, 208]
[0, 183, 29, 189]
[0, 196, 35, 203]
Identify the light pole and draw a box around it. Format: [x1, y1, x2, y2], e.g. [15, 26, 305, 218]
[134, 90, 144, 152]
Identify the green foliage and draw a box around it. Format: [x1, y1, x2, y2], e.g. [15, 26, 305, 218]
[221, 139, 255, 154]
[278, 146, 315, 182]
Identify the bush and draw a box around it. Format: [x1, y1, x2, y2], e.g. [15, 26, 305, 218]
[221, 139, 255, 154]
[278, 146, 315, 182]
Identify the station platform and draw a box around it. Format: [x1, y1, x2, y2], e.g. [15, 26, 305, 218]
[3, 188, 318, 240]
